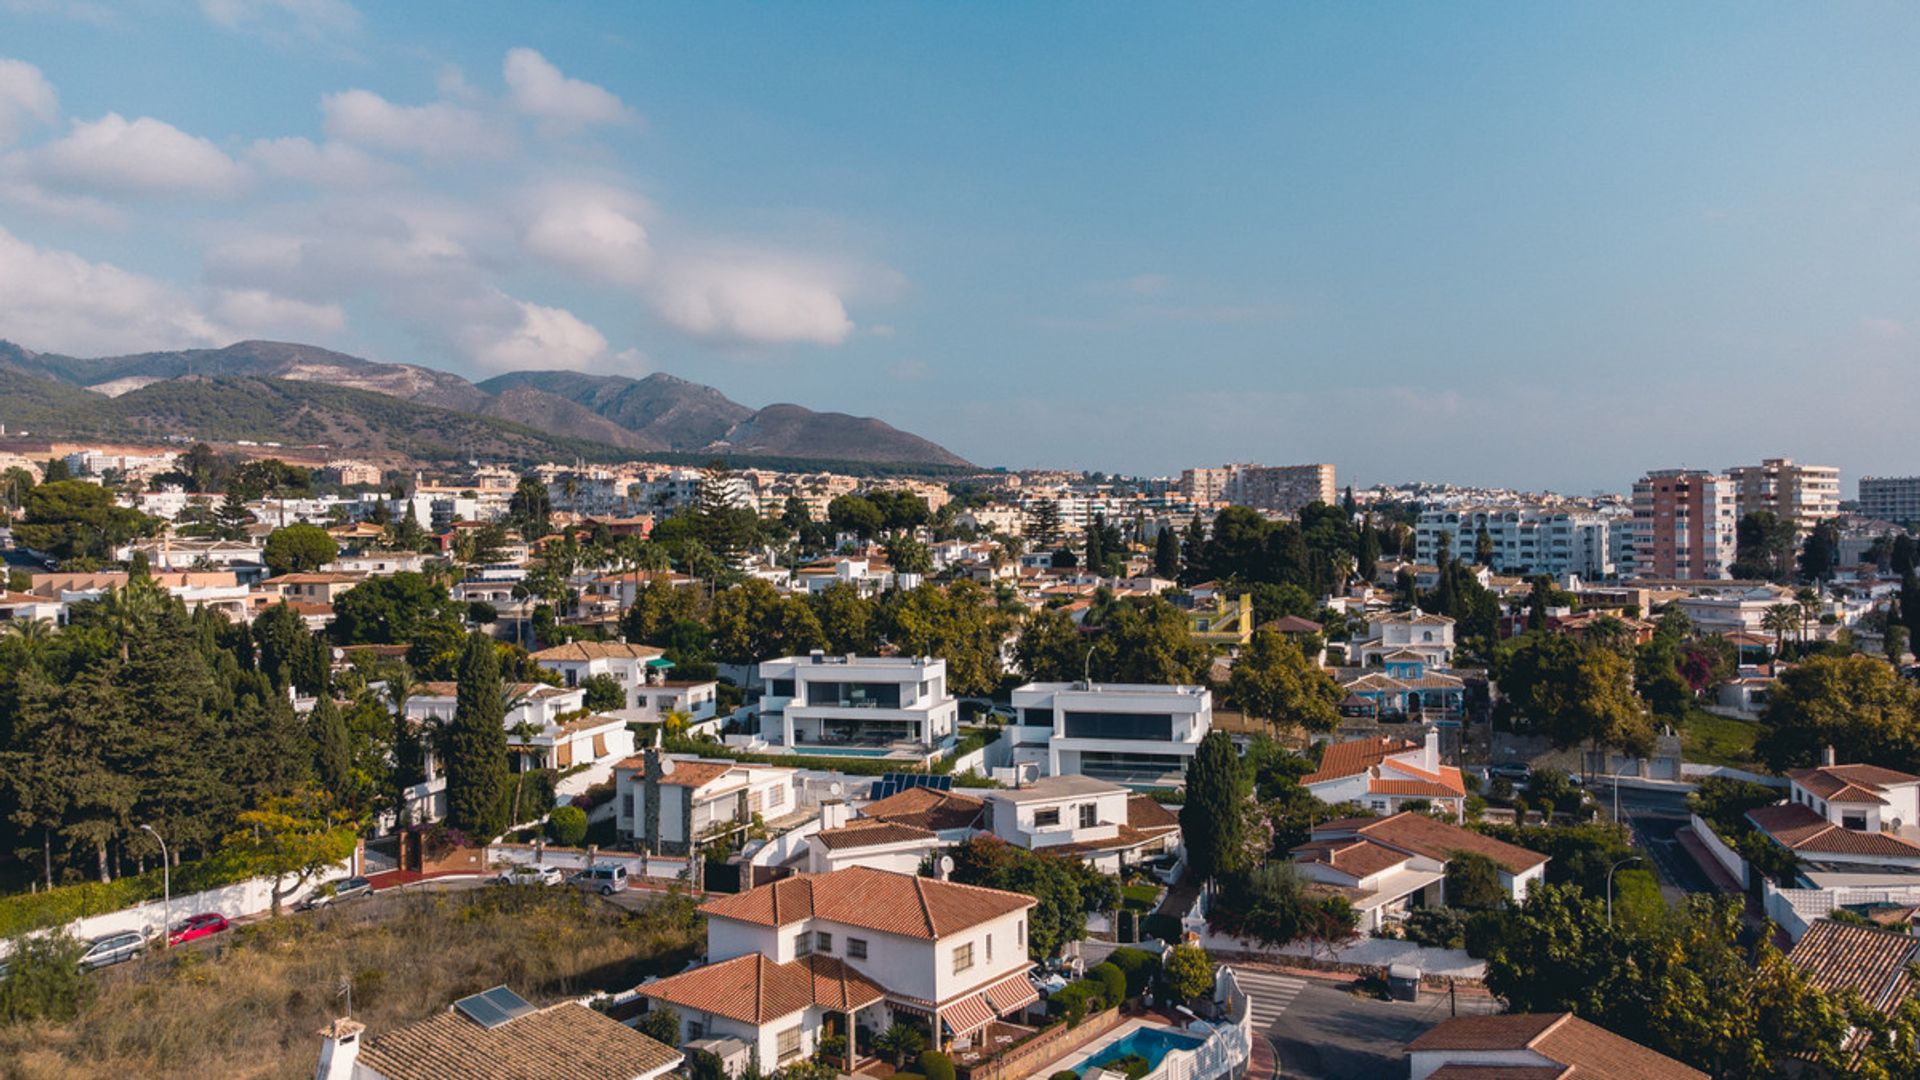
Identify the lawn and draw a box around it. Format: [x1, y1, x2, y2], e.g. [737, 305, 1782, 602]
[0, 885, 705, 1080]
[1121, 882, 1162, 912]
[1679, 709, 1764, 771]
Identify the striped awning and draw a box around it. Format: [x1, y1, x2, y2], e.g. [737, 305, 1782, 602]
[940, 993, 996, 1037]
[983, 974, 1040, 1015]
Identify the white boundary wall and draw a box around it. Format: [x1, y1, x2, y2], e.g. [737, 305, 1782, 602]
[1689, 813, 1749, 889]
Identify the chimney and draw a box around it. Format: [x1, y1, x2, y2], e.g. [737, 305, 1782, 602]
[1423, 727, 1440, 772]
[820, 798, 849, 831]
[1822, 745, 1837, 768]
[314, 1018, 365, 1080]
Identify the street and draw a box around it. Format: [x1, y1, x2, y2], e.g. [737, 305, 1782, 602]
[1605, 782, 1720, 902]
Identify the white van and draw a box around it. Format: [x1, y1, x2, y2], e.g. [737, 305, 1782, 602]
[569, 864, 629, 895]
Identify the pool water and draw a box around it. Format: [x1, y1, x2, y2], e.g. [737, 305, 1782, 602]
[1072, 1026, 1206, 1077]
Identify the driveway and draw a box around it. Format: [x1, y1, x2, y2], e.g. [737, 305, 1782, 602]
[1267, 977, 1500, 1079]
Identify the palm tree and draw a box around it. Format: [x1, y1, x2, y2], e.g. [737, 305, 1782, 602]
[1762, 604, 1800, 659]
[874, 1023, 925, 1068]
[1795, 587, 1821, 650]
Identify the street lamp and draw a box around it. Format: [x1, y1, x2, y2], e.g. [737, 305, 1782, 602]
[1606, 855, 1642, 927]
[141, 824, 170, 949]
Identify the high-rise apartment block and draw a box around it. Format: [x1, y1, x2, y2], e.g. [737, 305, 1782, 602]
[1626, 469, 1738, 580]
[1415, 507, 1618, 579]
[1179, 462, 1336, 515]
[1725, 458, 1840, 532]
[1859, 476, 1920, 526]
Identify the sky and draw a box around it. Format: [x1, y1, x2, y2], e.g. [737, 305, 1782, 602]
[0, 2, 1917, 493]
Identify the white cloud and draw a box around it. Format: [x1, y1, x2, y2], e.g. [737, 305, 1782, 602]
[247, 135, 405, 187]
[200, 0, 361, 39]
[212, 287, 347, 336]
[466, 297, 609, 371]
[648, 256, 855, 346]
[502, 48, 633, 131]
[25, 113, 248, 198]
[521, 186, 651, 286]
[0, 178, 122, 226]
[0, 58, 58, 147]
[0, 224, 226, 353]
[321, 89, 510, 160]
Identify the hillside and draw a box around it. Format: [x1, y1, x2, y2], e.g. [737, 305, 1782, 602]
[0, 339, 971, 469]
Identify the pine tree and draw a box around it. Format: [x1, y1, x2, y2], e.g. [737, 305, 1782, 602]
[309, 691, 352, 796]
[1027, 499, 1062, 548]
[444, 632, 510, 840]
[215, 490, 253, 541]
[1153, 527, 1180, 580]
[1341, 485, 1355, 515]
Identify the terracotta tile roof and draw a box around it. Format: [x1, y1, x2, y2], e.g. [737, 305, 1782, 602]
[637, 953, 886, 1025]
[863, 786, 985, 832]
[814, 820, 937, 851]
[1125, 794, 1180, 833]
[1369, 778, 1470, 799]
[1790, 763, 1920, 803]
[1330, 812, 1547, 875]
[530, 641, 666, 662]
[1291, 837, 1411, 879]
[1407, 1012, 1705, 1080]
[1263, 614, 1324, 633]
[1746, 802, 1920, 857]
[1422, 1066, 1567, 1080]
[1786, 918, 1920, 1014]
[357, 1001, 681, 1080]
[698, 866, 1033, 939]
[1303, 736, 1420, 785]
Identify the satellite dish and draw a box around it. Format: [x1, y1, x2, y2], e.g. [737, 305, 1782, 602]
[829, 782, 843, 796]
[939, 855, 955, 875]
[659, 756, 675, 775]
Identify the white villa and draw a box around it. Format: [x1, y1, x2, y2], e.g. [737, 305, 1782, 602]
[757, 653, 957, 756]
[1005, 681, 1213, 787]
[1746, 755, 1920, 888]
[977, 776, 1182, 874]
[636, 867, 1041, 1071]
[1291, 812, 1547, 931]
[532, 640, 720, 727]
[614, 752, 802, 857]
[1347, 609, 1455, 668]
[1300, 731, 1467, 820]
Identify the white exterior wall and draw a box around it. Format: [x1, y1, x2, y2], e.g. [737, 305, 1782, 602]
[758, 655, 957, 748]
[983, 788, 1129, 850]
[1410, 1049, 1555, 1080]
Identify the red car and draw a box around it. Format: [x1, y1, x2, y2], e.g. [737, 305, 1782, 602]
[167, 912, 230, 946]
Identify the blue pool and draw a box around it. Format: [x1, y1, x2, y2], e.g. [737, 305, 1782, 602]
[1070, 1026, 1206, 1077]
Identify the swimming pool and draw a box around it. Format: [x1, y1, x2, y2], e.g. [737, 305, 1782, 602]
[1070, 1026, 1205, 1078]
[788, 746, 900, 758]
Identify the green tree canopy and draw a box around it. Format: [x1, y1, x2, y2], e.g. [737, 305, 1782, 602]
[443, 632, 510, 840]
[1228, 629, 1342, 733]
[1181, 732, 1250, 885]
[1757, 653, 1920, 773]
[12, 481, 157, 564]
[263, 524, 338, 576]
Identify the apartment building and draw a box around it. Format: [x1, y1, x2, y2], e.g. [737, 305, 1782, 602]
[1006, 680, 1213, 787]
[1860, 476, 1920, 526]
[1726, 458, 1841, 532]
[1413, 506, 1618, 578]
[1626, 469, 1738, 580]
[757, 653, 958, 755]
[1179, 466, 1238, 504]
[1179, 463, 1336, 514]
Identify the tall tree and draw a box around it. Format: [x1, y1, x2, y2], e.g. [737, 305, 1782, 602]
[1357, 515, 1380, 583]
[1756, 653, 1920, 772]
[308, 692, 352, 796]
[263, 524, 338, 575]
[444, 633, 510, 840]
[1153, 527, 1181, 580]
[1229, 629, 1341, 733]
[507, 477, 552, 539]
[1181, 731, 1250, 888]
[1473, 526, 1495, 566]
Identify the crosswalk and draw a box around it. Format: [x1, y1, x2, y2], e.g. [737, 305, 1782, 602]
[1232, 969, 1308, 1030]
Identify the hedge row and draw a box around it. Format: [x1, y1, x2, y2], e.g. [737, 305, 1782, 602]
[0, 852, 256, 938]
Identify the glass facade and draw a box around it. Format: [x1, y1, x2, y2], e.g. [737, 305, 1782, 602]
[1062, 711, 1174, 741]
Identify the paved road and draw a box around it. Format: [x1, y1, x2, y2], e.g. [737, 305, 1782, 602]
[1597, 782, 1720, 902]
[1233, 968, 1308, 1030]
[1267, 977, 1500, 1079]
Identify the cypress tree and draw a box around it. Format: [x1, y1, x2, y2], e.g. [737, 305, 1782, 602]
[1358, 515, 1380, 583]
[309, 691, 352, 796]
[444, 631, 510, 840]
[1179, 731, 1249, 888]
[1153, 528, 1181, 580]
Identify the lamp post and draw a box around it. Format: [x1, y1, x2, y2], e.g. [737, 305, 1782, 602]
[141, 824, 170, 949]
[1606, 855, 1642, 927]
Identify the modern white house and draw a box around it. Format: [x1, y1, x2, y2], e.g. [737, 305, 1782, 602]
[532, 640, 720, 727]
[1005, 681, 1212, 787]
[1291, 812, 1547, 931]
[315, 988, 682, 1080]
[757, 653, 957, 757]
[636, 867, 1040, 1070]
[614, 752, 802, 857]
[1300, 731, 1467, 820]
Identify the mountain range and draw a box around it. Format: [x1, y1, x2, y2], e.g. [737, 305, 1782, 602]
[0, 340, 970, 471]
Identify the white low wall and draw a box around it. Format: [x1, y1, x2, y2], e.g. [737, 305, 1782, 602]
[1681, 763, 1788, 788]
[1689, 813, 1749, 888]
[487, 842, 693, 884]
[1137, 968, 1252, 1080]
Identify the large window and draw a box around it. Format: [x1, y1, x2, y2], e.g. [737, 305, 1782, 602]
[770, 678, 795, 697]
[1062, 711, 1174, 741]
[1033, 808, 1061, 828]
[805, 681, 903, 708]
[952, 942, 974, 974]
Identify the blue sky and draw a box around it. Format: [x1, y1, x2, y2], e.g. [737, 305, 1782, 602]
[0, 2, 1916, 492]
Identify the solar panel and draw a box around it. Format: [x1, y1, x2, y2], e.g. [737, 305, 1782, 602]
[868, 773, 955, 800]
[454, 985, 537, 1029]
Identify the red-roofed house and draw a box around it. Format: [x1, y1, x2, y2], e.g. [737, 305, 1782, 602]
[614, 752, 802, 857]
[1302, 730, 1467, 820]
[1292, 812, 1548, 930]
[1745, 752, 1920, 883]
[1406, 1012, 1705, 1080]
[637, 867, 1039, 1067]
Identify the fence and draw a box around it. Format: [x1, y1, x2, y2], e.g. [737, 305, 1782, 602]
[1762, 880, 1920, 942]
[1688, 813, 1749, 889]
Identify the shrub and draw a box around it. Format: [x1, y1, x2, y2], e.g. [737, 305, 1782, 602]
[1141, 912, 1182, 943]
[1463, 910, 1508, 958]
[1089, 961, 1128, 1006]
[1052, 1072, 1080, 1080]
[636, 1003, 679, 1046]
[1116, 909, 1136, 942]
[0, 853, 254, 938]
[1095, 1053, 1152, 1080]
[1165, 943, 1213, 1001]
[548, 805, 589, 847]
[918, 1050, 956, 1080]
[1050, 979, 1107, 1026]
[1402, 907, 1469, 950]
[1108, 947, 1161, 996]
[0, 933, 92, 1023]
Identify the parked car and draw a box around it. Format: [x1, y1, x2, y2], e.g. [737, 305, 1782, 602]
[496, 864, 564, 887]
[568, 864, 629, 895]
[296, 875, 373, 911]
[167, 912, 230, 947]
[79, 931, 145, 971]
[1487, 762, 1531, 784]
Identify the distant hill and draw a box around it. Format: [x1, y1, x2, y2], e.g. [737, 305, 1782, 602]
[0, 339, 971, 470]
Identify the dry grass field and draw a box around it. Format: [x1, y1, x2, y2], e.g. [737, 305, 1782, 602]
[0, 884, 705, 1080]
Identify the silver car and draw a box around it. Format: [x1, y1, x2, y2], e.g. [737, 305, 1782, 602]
[79, 931, 145, 971]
